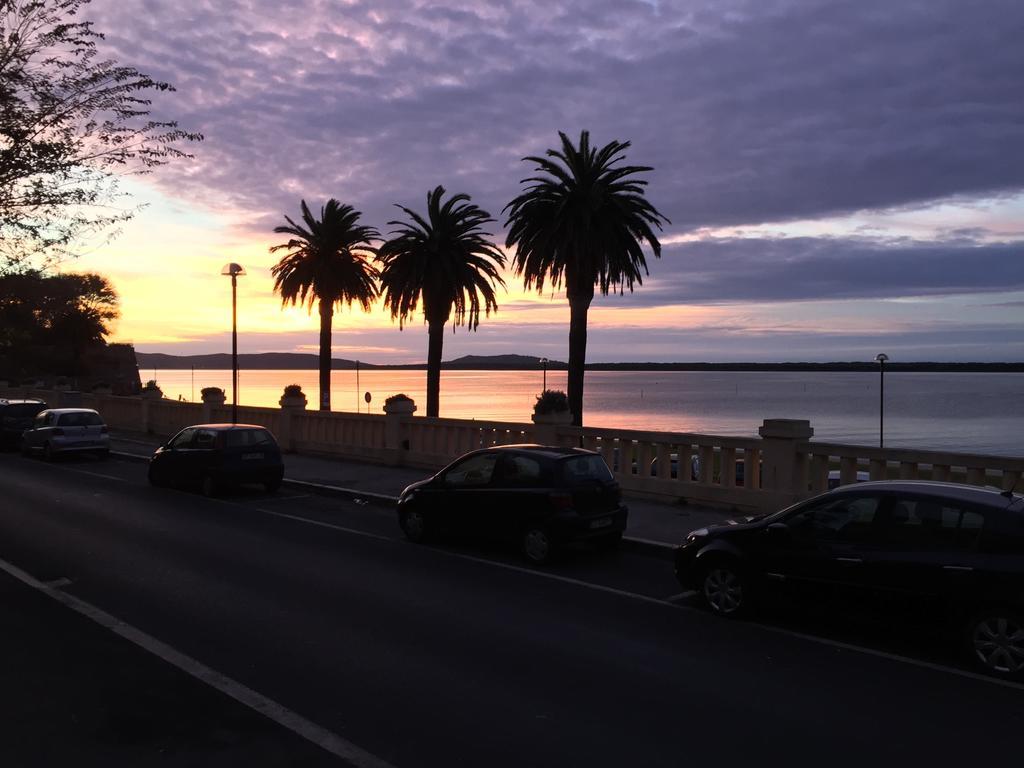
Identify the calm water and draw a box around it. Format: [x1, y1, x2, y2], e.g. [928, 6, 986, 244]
[149, 369, 1024, 457]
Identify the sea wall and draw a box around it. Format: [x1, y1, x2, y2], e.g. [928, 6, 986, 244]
[4, 386, 1022, 512]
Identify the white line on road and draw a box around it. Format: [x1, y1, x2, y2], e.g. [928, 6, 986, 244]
[44, 577, 73, 589]
[664, 591, 697, 602]
[252, 508, 395, 542]
[48, 465, 130, 483]
[0, 555, 397, 768]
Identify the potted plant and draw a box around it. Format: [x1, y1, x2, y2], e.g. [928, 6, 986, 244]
[140, 379, 163, 399]
[383, 393, 417, 415]
[532, 389, 572, 424]
[279, 383, 307, 409]
[201, 386, 226, 405]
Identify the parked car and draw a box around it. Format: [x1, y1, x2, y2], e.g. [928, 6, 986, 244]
[147, 424, 284, 496]
[397, 445, 628, 564]
[0, 398, 47, 449]
[21, 408, 109, 460]
[673, 481, 1024, 679]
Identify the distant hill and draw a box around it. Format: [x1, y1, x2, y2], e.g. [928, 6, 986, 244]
[135, 351, 1023, 373]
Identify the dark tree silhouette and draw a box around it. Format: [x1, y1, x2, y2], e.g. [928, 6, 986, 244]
[504, 131, 668, 426]
[377, 186, 505, 418]
[0, 0, 201, 270]
[271, 199, 379, 411]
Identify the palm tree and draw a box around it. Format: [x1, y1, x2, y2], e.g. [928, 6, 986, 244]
[271, 199, 379, 411]
[377, 186, 506, 418]
[504, 131, 669, 427]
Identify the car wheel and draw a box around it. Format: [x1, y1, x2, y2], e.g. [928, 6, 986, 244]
[596, 532, 623, 551]
[20, 442, 31, 458]
[966, 609, 1024, 680]
[699, 559, 748, 617]
[399, 509, 429, 543]
[264, 478, 281, 494]
[43, 442, 55, 462]
[148, 463, 166, 487]
[522, 526, 557, 565]
[201, 474, 219, 498]
[95, 449, 110, 461]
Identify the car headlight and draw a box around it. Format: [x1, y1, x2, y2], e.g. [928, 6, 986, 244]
[685, 527, 709, 543]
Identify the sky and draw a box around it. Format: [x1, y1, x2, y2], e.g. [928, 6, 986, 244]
[68, 0, 1024, 363]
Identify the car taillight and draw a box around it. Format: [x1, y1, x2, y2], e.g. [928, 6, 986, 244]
[548, 492, 573, 510]
[53, 428, 64, 436]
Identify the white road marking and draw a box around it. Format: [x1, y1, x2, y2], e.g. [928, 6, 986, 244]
[252, 508, 395, 542]
[0, 556, 397, 768]
[44, 577, 72, 589]
[664, 591, 697, 602]
[44, 465, 130, 483]
[261, 494, 312, 502]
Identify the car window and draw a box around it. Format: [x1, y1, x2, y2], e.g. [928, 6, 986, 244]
[169, 428, 197, 448]
[879, 498, 985, 552]
[786, 496, 881, 543]
[444, 453, 498, 487]
[561, 455, 614, 485]
[500, 454, 544, 487]
[226, 429, 275, 448]
[4, 403, 44, 418]
[194, 429, 218, 449]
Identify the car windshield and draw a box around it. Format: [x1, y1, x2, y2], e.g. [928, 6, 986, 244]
[3, 403, 44, 417]
[561, 454, 614, 485]
[57, 411, 103, 427]
[225, 429, 275, 448]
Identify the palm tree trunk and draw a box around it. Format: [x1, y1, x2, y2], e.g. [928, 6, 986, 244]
[318, 299, 333, 411]
[426, 319, 444, 418]
[567, 294, 591, 427]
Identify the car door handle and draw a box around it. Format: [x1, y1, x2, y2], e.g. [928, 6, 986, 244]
[942, 565, 974, 572]
[835, 557, 862, 564]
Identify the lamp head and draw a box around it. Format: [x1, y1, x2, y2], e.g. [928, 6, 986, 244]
[874, 353, 889, 363]
[221, 263, 246, 277]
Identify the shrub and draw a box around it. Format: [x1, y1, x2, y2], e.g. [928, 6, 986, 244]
[142, 379, 162, 393]
[283, 383, 304, 397]
[385, 393, 413, 405]
[201, 386, 224, 397]
[533, 389, 569, 415]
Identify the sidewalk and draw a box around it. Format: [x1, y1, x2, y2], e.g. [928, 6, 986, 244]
[110, 431, 736, 549]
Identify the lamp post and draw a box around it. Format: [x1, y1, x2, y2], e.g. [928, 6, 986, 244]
[874, 352, 888, 448]
[540, 357, 548, 392]
[221, 263, 246, 424]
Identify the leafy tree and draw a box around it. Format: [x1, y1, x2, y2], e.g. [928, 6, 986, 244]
[504, 131, 668, 426]
[271, 199, 379, 411]
[0, 0, 201, 270]
[377, 186, 505, 418]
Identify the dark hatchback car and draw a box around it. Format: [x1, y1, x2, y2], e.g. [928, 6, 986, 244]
[397, 445, 628, 564]
[148, 424, 284, 496]
[0, 398, 47, 448]
[674, 481, 1024, 679]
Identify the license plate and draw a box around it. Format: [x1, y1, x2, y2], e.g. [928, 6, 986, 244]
[242, 452, 264, 460]
[589, 517, 612, 529]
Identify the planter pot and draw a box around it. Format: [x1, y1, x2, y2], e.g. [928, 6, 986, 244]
[383, 399, 417, 416]
[202, 393, 227, 406]
[279, 394, 307, 409]
[531, 411, 572, 425]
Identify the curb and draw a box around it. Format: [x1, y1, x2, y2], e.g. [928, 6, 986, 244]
[109, 450, 676, 558]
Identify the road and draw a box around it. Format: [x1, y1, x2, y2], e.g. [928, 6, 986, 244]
[1, 452, 1021, 767]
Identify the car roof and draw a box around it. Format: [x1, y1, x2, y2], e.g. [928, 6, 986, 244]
[471, 444, 599, 460]
[0, 398, 45, 405]
[179, 424, 271, 431]
[41, 408, 100, 415]
[834, 480, 1020, 508]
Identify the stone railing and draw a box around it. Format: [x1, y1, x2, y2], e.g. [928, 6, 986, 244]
[4, 385, 1022, 512]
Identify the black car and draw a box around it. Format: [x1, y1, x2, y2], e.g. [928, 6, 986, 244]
[148, 424, 284, 496]
[0, 398, 47, 449]
[674, 481, 1024, 679]
[397, 445, 628, 564]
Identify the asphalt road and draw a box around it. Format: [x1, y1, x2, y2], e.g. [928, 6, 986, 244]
[1, 452, 1021, 767]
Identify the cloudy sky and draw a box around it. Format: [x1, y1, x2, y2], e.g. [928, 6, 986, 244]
[74, 0, 1024, 363]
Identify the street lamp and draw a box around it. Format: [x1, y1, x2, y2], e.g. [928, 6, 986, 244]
[874, 353, 888, 448]
[221, 263, 246, 423]
[540, 357, 549, 391]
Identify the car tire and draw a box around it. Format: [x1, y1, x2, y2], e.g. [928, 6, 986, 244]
[522, 526, 558, 565]
[42, 442, 55, 462]
[264, 478, 281, 494]
[399, 509, 429, 543]
[596, 532, 623, 551]
[201, 474, 219, 498]
[96, 449, 110, 461]
[148, 463, 166, 487]
[965, 608, 1024, 680]
[698, 558, 749, 618]
[20, 442, 31, 458]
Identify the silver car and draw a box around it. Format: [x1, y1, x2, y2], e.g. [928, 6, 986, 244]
[21, 408, 110, 461]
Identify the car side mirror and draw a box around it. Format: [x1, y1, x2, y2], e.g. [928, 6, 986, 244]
[766, 522, 790, 538]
